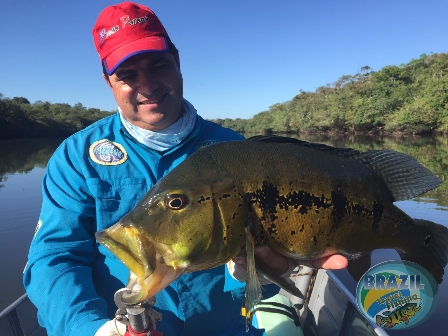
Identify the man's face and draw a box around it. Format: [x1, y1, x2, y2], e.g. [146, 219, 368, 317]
[105, 52, 183, 131]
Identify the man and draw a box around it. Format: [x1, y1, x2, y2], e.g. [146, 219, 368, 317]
[24, 2, 347, 335]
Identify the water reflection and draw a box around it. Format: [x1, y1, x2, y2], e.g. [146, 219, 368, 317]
[1, 136, 447, 206]
[0, 138, 64, 189]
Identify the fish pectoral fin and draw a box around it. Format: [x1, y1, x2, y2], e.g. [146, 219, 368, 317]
[245, 227, 262, 313]
[347, 253, 371, 282]
[254, 257, 305, 300]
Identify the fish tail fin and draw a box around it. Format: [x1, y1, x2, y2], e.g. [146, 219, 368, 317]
[397, 219, 448, 284]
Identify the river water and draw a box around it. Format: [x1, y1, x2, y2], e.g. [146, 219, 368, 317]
[0, 135, 447, 335]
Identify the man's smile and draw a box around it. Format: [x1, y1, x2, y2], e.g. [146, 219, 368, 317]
[138, 93, 167, 106]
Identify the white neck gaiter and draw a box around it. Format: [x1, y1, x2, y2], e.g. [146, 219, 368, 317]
[119, 98, 197, 152]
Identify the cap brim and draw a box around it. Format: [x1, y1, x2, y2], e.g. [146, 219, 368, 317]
[103, 36, 168, 75]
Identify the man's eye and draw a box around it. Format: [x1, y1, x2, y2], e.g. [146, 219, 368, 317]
[153, 62, 170, 69]
[118, 73, 136, 80]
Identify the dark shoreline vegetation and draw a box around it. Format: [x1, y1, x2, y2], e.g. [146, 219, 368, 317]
[1, 53, 447, 139]
[0, 98, 114, 139]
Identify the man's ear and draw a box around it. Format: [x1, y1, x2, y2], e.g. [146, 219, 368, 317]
[102, 73, 112, 88]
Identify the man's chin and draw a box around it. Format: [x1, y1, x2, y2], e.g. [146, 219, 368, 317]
[136, 112, 182, 131]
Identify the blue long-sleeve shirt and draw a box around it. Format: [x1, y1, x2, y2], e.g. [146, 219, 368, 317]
[23, 112, 279, 336]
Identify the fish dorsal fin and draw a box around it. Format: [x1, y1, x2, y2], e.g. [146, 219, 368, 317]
[246, 136, 441, 201]
[245, 135, 359, 157]
[246, 135, 308, 144]
[356, 150, 442, 201]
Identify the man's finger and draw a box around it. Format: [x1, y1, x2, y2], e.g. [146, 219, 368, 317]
[312, 255, 348, 270]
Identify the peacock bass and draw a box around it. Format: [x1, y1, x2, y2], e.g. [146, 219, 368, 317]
[96, 136, 448, 311]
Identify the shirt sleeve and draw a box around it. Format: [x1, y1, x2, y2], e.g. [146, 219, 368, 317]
[23, 144, 108, 336]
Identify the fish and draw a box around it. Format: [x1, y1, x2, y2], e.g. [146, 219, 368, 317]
[96, 135, 448, 309]
[376, 302, 422, 328]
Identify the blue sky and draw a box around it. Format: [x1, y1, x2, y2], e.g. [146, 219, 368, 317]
[1, 0, 447, 120]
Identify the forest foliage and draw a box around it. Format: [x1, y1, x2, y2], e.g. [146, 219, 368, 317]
[213, 53, 448, 135]
[2, 53, 447, 138]
[0, 95, 114, 139]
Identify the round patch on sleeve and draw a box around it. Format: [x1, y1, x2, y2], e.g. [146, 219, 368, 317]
[89, 139, 128, 165]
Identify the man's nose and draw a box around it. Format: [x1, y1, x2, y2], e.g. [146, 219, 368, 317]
[137, 71, 159, 93]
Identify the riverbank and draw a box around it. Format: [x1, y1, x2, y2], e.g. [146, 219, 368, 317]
[253, 127, 448, 138]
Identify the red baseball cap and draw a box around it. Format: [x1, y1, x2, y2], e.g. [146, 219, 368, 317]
[92, 2, 170, 75]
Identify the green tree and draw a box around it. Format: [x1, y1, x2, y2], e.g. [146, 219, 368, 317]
[12, 97, 31, 104]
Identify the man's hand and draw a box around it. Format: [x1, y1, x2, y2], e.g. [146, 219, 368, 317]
[228, 246, 348, 283]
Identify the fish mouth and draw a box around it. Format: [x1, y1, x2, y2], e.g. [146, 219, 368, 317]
[96, 222, 186, 304]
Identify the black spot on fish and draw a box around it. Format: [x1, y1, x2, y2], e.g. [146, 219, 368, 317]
[313, 236, 318, 244]
[291, 230, 296, 235]
[250, 182, 333, 227]
[197, 196, 206, 204]
[232, 212, 237, 219]
[300, 224, 305, 232]
[287, 190, 323, 214]
[267, 225, 277, 235]
[330, 188, 349, 231]
[257, 236, 268, 245]
[253, 181, 280, 222]
[372, 201, 384, 231]
[247, 203, 253, 213]
[206, 196, 211, 201]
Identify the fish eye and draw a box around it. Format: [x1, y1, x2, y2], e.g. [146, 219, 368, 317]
[166, 194, 188, 210]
